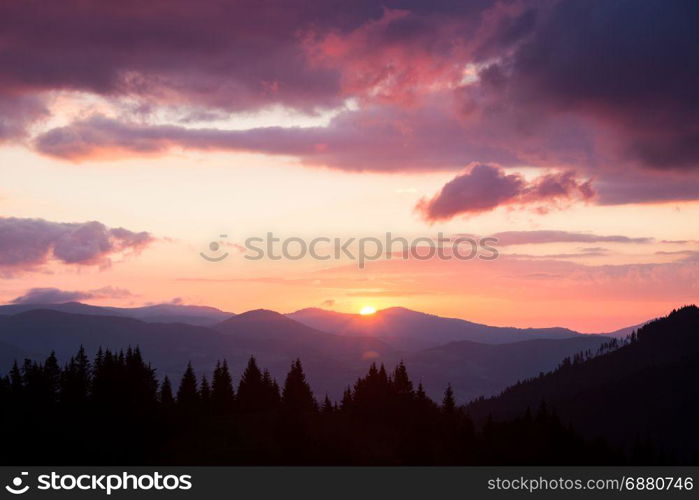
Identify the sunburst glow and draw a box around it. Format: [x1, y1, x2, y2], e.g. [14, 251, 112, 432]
[359, 306, 377, 316]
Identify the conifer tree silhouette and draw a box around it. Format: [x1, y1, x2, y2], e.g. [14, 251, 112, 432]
[321, 395, 334, 414]
[9, 361, 22, 396]
[159, 376, 175, 407]
[237, 356, 265, 413]
[442, 384, 456, 414]
[60, 345, 91, 406]
[261, 368, 281, 410]
[176, 362, 199, 408]
[211, 360, 235, 413]
[0, 342, 658, 465]
[199, 375, 211, 407]
[392, 361, 414, 396]
[281, 359, 317, 414]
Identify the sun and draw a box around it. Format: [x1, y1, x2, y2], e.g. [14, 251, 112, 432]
[359, 305, 377, 316]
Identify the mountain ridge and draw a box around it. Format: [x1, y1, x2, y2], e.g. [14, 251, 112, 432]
[466, 305, 699, 459]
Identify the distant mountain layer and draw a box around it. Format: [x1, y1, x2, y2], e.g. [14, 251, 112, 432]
[288, 306, 582, 350]
[0, 307, 610, 402]
[467, 306, 699, 460]
[1, 302, 632, 347]
[0, 302, 234, 326]
[405, 336, 611, 403]
[602, 322, 648, 338]
[0, 309, 396, 400]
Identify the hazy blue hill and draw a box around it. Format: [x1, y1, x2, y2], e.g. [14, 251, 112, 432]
[0, 340, 33, 369]
[0, 309, 395, 401]
[0, 307, 663, 407]
[0, 302, 124, 317]
[289, 306, 582, 350]
[405, 335, 610, 403]
[106, 303, 234, 325]
[0, 301, 234, 326]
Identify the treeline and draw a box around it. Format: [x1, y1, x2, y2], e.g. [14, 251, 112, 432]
[0, 347, 622, 465]
[466, 306, 699, 464]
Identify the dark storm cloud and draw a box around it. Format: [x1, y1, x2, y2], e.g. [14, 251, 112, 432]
[2, 0, 699, 215]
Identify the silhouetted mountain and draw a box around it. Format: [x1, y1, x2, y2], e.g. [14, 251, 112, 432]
[405, 336, 611, 403]
[0, 301, 120, 317]
[0, 307, 623, 403]
[0, 340, 31, 368]
[214, 309, 323, 340]
[602, 322, 648, 339]
[214, 309, 398, 388]
[0, 309, 227, 371]
[0, 301, 234, 326]
[467, 305, 699, 461]
[108, 303, 234, 325]
[289, 306, 582, 350]
[0, 309, 395, 400]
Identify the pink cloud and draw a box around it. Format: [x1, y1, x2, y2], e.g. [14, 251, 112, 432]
[304, 8, 471, 105]
[2, 0, 698, 209]
[488, 230, 652, 246]
[0, 217, 154, 273]
[415, 163, 594, 220]
[11, 286, 133, 304]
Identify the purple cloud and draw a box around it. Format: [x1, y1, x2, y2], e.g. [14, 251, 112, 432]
[490, 231, 653, 246]
[0, 0, 364, 112]
[484, 0, 699, 171]
[0, 217, 153, 272]
[33, 106, 523, 169]
[0, 94, 47, 141]
[416, 164, 593, 220]
[2, 0, 699, 210]
[10, 286, 133, 304]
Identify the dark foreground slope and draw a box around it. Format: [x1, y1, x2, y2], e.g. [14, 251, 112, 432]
[467, 305, 699, 461]
[0, 349, 621, 465]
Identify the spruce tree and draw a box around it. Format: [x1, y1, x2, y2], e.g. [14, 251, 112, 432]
[199, 375, 211, 404]
[159, 376, 175, 407]
[442, 384, 456, 414]
[211, 360, 235, 413]
[340, 387, 353, 410]
[321, 395, 334, 414]
[261, 369, 281, 411]
[393, 361, 414, 396]
[237, 356, 264, 413]
[44, 352, 61, 401]
[281, 359, 317, 414]
[176, 362, 199, 408]
[9, 361, 22, 395]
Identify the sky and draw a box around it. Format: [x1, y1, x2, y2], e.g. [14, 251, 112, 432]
[1, 0, 698, 332]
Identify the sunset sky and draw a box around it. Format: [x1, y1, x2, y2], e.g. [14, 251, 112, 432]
[1, 0, 698, 332]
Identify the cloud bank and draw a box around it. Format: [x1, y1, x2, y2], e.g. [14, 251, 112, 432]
[416, 163, 593, 220]
[2, 0, 699, 216]
[10, 286, 133, 304]
[0, 218, 153, 273]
